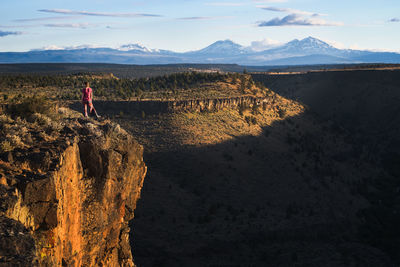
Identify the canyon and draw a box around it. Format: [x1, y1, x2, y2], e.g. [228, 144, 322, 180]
[0, 67, 399, 266]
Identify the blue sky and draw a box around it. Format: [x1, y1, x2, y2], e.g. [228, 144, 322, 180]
[0, 0, 399, 52]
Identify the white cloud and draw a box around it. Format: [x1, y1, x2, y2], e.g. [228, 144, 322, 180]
[14, 16, 81, 22]
[324, 40, 346, 49]
[0, 25, 35, 29]
[177, 16, 233, 20]
[258, 14, 343, 27]
[44, 23, 94, 29]
[349, 44, 364, 50]
[253, 0, 288, 3]
[250, 38, 282, 51]
[205, 2, 245, 6]
[38, 9, 161, 17]
[258, 6, 326, 17]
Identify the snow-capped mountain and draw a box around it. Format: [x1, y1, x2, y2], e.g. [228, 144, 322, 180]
[268, 37, 340, 55]
[118, 43, 157, 53]
[189, 40, 248, 56]
[1, 37, 400, 65]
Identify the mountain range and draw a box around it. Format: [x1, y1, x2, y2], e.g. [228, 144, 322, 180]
[1, 37, 400, 66]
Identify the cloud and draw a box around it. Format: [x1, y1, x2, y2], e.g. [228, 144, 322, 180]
[178, 17, 215, 20]
[38, 9, 161, 17]
[258, 14, 342, 27]
[205, 2, 245, 6]
[14, 16, 81, 22]
[389, 18, 400, 22]
[253, 0, 288, 3]
[0, 24, 35, 29]
[324, 40, 346, 49]
[0, 30, 22, 37]
[250, 38, 282, 51]
[177, 16, 232, 20]
[44, 23, 94, 29]
[259, 6, 325, 17]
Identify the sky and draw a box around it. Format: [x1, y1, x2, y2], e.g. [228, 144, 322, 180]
[0, 0, 399, 52]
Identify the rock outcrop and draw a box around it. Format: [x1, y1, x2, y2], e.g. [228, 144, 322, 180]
[0, 114, 146, 266]
[70, 96, 273, 115]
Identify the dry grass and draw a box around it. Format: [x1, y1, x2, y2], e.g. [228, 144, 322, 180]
[168, 93, 304, 146]
[0, 107, 83, 153]
[116, 90, 305, 152]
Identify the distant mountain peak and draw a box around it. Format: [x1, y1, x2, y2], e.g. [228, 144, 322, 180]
[301, 36, 332, 47]
[214, 39, 236, 44]
[275, 36, 337, 55]
[286, 37, 331, 47]
[196, 39, 246, 55]
[118, 43, 154, 52]
[303, 36, 323, 42]
[208, 39, 242, 48]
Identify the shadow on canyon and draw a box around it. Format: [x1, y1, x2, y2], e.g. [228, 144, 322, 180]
[129, 108, 399, 266]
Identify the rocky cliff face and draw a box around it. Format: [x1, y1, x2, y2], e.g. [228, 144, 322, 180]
[168, 96, 269, 113]
[0, 111, 146, 266]
[70, 96, 271, 115]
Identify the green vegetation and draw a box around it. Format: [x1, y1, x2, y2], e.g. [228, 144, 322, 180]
[0, 71, 261, 101]
[0, 63, 251, 78]
[7, 96, 54, 118]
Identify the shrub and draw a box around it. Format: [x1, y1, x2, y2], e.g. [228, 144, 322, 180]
[0, 114, 14, 124]
[238, 102, 248, 116]
[0, 140, 13, 153]
[245, 116, 257, 125]
[251, 104, 260, 115]
[277, 107, 287, 118]
[8, 96, 53, 118]
[31, 113, 52, 126]
[262, 102, 268, 111]
[7, 134, 23, 148]
[239, 76, 246, 94]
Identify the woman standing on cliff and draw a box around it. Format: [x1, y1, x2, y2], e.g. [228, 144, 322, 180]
[82, 82, 100, 118]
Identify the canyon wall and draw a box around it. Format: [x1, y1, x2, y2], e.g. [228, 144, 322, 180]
[70, 96, 273, 115]
[0, 117, 146, 266]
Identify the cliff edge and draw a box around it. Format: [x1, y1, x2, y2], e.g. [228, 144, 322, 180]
[0, 109, 147, 266]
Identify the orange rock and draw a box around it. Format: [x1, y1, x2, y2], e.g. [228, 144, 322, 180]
[0, 119, 146, 266]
